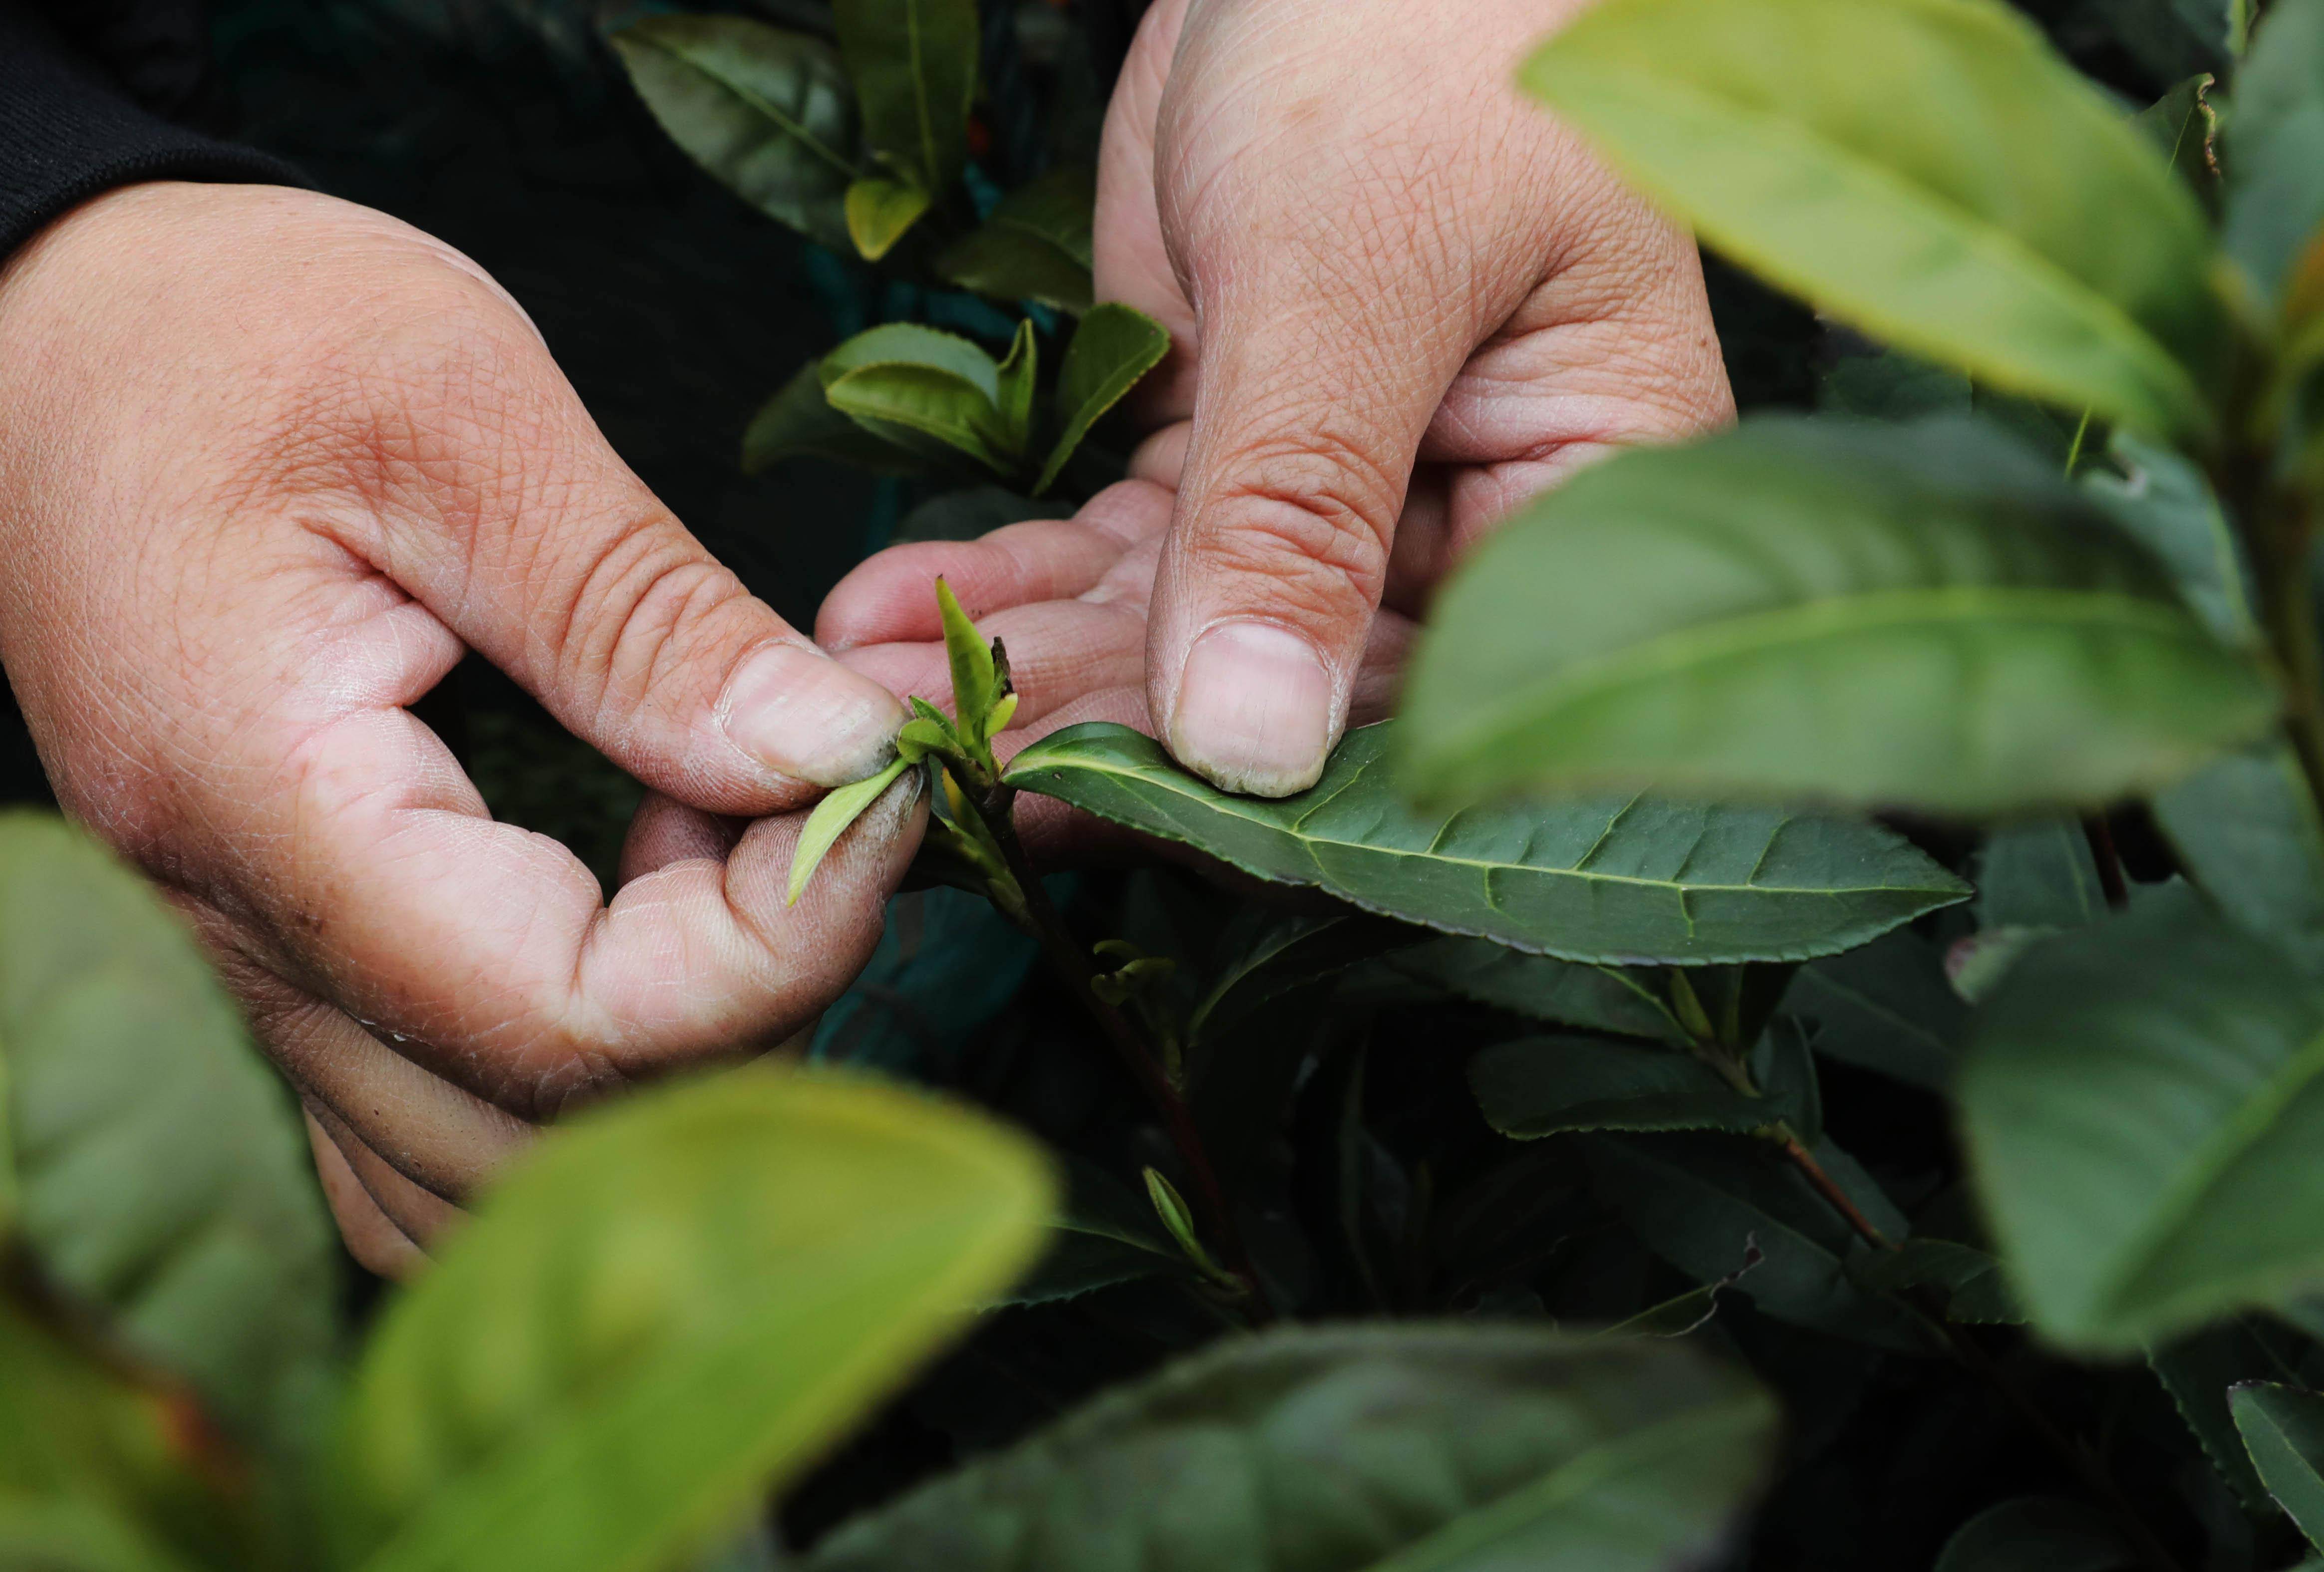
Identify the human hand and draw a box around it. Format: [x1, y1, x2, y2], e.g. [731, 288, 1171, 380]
[0, 183, 918, 1274]
[822, 0, 1732, 800]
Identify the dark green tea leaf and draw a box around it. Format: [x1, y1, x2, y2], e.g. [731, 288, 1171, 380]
[935, 164, 1097, 314]
[0, 814, 337, 1466]
[1932, 1497, 2136, 1572]
[2083, 431, 2256, 648]
[1855, 1239, 2024, 1324]
[609, 17, 858, 251]
[1962, 885, 2324, 1348]
[1003, 1161, 1184, 1308]
[2233, 1381, 2324, 1548]
[2150, 1317, 2314, 1512]
[1381, 938, 1685, 1044]
[1190, 913, 1418, 1049]
[330, 1068, 1053, 1572]
[1581, 1133, 1926, 1349]
[742, 365, 936, 477]
[1522, 0, 2226, 437]
[1034, 303, 1169, 495]
[1005, 722, 1969, 965]
[1472, 1037, 1772, 1138]
[802, 1323, 1777, 1572]
[1598, 1242, 1763, 1339]
[2154, 743, 2324, 974]
[832, 0, 977, 194]
[1975, 818, 2105, 931]
[1781, 928, 1966, 1091]
[1400, 419, 2276, 815]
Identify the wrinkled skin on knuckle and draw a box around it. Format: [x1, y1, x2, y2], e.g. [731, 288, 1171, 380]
[543, 512, 759, 752]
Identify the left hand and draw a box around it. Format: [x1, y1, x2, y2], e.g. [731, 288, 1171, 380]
[820, 0, 1734, 810]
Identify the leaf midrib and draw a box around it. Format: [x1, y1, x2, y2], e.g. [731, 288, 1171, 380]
[1362, 1392, 1769, 1571]
[2096, 1026, 2324, 1322]
[1424, 583, 2236, 777]
[643, 34, 857, 182]
[1007, 747, 1959, 901]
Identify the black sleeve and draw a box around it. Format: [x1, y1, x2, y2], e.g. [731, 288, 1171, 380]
[0, 0, 307, 262]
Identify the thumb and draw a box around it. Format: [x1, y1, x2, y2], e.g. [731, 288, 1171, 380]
[337, 287, 907, 816]
[1145, 277, 1473, 796]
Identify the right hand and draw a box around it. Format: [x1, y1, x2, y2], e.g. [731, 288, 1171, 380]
[0, 182, 920, 1275]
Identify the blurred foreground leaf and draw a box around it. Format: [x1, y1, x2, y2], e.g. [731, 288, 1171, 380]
[1400, 419, 2274, 815]
[331, 1068, 1053, 1572]
[0, 813, 337, 1467]
[1522, 0, 2225, 437]
[609, 16, 858, 251]
[0, 1298, 275, 1572]
[1963, 886, 2324, 1348]
[803, 1323, 1777, 1572]
[2226, 0, 2324, 304]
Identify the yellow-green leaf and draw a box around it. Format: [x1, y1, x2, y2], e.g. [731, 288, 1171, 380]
[1522, 0, 2228, 440]
[788, 759, 913, 904]
[843, 175, 931, 262]
[330, 1067, 1053, 1572]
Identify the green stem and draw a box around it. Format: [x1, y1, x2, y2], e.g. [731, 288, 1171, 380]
[2081, 815, 2129, 910]
[969, 780, 1272, 1318]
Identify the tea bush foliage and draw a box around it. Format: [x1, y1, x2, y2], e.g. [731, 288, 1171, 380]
[21, 0, 2324, 1569]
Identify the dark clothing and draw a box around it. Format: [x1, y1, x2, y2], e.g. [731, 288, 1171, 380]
[0, 0, 303, 260]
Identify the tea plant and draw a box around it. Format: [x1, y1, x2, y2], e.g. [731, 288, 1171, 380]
[609, 1, 1169, 504]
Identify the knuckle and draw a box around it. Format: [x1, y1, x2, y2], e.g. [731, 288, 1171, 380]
[1203, 424, 1401, 613]
[553, 515, 754, 743]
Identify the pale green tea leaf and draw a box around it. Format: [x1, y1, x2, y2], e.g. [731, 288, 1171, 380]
[1522, 0, 2226, 437]
[788, 759, 913, 904]
[843, 174, 930, 261]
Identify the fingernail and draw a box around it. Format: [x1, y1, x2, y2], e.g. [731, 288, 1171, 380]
[1168, 620, 1336, 796]
[720, 642, 905, 788]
